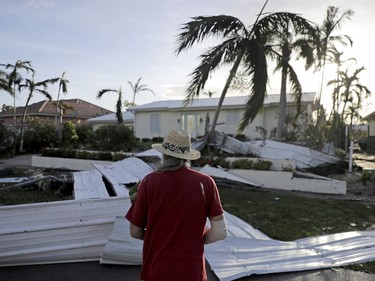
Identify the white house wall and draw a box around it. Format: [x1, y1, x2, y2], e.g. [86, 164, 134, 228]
[133, 105, 311, 140]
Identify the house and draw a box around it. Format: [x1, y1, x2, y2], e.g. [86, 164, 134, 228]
[128, 92, 316, 140]
[86, 112, 135, 131]
[0, 99, 113, 126]
[361, 111, 375, 151]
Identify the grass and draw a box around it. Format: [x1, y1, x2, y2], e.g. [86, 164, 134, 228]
[218, 185, 375, 274]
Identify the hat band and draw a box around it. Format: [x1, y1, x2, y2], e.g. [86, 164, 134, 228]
[162, 141, 190, 154]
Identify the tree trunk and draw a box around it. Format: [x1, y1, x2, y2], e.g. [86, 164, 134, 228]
[276, 65, 288, 139]
[207, 51, 244, 144]
[19, 95, 32, 152]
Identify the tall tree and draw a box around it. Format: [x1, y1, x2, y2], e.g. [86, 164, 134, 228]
[266, 17, 318, 139]
[328, 66, 370, 123]
[97, 88, 124, 123]
[175, 2, 317, 143]
[316, 6, 354, 106]
[18, 75, 59, 152]
[55, 72, 69, 143]
[1, 60, 34, 123]
[128, 77, 155, 105]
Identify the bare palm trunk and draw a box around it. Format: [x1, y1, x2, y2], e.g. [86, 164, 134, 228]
[19, 94, 32, 152]
[276, 65, 288, 139]
[208, 51, 244, 143]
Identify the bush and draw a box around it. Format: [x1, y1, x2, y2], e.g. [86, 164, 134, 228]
[89, 124, 136, 151]
[0, 124, 17, 158]
[62, 121, 79, 147]
[22, 119, 57, 153]
[231, 158, 253, 169]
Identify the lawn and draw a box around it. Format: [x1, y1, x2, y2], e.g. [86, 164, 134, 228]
[218, 185, 375, 274]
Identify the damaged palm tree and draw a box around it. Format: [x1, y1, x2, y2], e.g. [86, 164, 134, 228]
[175, 0, 319, 146]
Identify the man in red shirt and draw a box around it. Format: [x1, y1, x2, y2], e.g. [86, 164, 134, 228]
[126, 129, 227, 281]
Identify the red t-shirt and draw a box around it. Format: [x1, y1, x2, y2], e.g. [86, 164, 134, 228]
[125, 166, 224, 281]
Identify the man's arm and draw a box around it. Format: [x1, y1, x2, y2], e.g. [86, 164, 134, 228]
[130, 223, 145, 240]
[204, 214, 227, 244]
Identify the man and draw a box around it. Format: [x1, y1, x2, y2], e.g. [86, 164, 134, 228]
[126, 128, 227, 281]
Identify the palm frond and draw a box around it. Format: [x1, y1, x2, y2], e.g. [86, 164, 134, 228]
[175, 15, 247, 54]
[184, 37, 239, 106]
[97, 89, 116, 98]
[238, 39, 268, 131]
[287, 65, 303, 119]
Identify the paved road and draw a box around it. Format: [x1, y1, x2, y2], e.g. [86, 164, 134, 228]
[1, 261, 375, 281]
[1, 155, 374, 280]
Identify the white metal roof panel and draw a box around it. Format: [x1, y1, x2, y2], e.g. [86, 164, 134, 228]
[93, 157, 154, 197]
[73, 170, 109, 199]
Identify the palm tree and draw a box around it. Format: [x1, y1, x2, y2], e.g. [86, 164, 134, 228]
[266, 17, 318, 139]
[18, 75, 59, 152]
[1, 60, 34, 123]
[328, 66, 370, 124]
[55, 72, 69, 142]
[0, 70, 12, 94]
[128, 77, 155, 105]
[315, 6, 354, 107]
[175, 2, 318, 143]
[97, 88, 124, 123]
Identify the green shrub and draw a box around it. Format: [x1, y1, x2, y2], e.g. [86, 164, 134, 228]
[89, 125, 136, 151]
[253, 160, 272, 170]
[0, 124, 17, 158]
[62, 121, 79, 147]
[231, 158, 253, 169]
[22, 119, 58, 153]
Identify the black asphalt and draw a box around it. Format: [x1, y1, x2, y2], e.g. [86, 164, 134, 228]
[1, 262, 375, 281]
[0, 155, 374, 281]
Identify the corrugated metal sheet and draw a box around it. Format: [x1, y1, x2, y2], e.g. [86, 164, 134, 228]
[1, 156, 374, 281]
[93, 157, 154, 197]
[73, 170, 110, 199]
[206, 231, 375, 281]
[0, 197, 130, 267]
[100, 211, 375, 281]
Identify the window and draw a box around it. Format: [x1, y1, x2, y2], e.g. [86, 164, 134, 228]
[150, 113, 160, 133]
[226, 110, 239, 124]
[181, 113, 200, 138]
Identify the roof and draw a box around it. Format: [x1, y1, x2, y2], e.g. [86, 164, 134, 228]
[0, 99, 113, 119]
[128, 92, 316, 112]
[363, 111, 375, 121]
[86, 112, 134, 123]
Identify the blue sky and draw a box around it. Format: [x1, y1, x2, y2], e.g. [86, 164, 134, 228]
[1, 0, 374, 116]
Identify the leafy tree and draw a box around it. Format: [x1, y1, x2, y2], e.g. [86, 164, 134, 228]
[175, 2, 318, 143]
[55, 72, 69, 143]
[97, 88, 124, 123]
[1, 60, 34, 123]
[18, 74, 59, 152]
[128, 77, 155, 105]
[1, 104, 13, 112]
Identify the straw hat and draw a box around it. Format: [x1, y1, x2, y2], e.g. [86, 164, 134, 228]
[152, 129, 201, 160]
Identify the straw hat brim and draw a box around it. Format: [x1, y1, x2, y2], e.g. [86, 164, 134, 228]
[152, 143, 201, 160]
